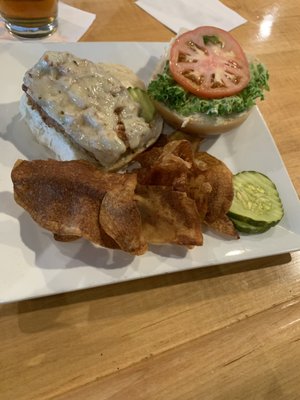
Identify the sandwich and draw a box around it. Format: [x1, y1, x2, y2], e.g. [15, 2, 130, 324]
[147, 26, 269, 136]
[20, 51, 163, 170]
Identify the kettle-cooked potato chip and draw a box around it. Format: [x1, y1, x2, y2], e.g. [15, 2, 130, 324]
[11, 138, 238, 256]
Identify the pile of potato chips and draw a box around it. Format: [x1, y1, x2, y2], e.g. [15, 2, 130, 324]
[11, 136, 238, 255]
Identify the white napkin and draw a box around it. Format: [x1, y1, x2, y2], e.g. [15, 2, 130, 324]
[136, 0, 247, 32]
[0, 2, 96, 42]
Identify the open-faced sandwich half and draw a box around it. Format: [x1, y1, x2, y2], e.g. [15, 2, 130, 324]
[148, 26, 269, 136]
[21, 51, 163, 170]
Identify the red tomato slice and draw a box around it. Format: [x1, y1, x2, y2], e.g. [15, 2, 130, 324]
[169, 26, 250, 99]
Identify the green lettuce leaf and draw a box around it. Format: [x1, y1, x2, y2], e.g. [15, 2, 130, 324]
[147, 62, 269, 117]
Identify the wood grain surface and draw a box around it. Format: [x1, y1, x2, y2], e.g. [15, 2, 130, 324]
[1, 1, 300, 399]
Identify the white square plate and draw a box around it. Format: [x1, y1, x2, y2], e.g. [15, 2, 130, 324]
[1, 42, 300, 303]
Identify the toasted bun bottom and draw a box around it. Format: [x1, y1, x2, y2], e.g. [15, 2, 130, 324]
[20, 94, 163, 171]
[153, 100, 251, 137]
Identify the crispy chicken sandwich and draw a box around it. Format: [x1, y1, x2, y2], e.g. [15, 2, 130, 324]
[20, 51, 163, 170]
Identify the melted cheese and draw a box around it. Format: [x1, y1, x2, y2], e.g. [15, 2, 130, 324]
[23, 51, 154, 167]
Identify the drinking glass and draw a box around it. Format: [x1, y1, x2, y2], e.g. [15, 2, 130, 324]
[0, 0, 58, 38]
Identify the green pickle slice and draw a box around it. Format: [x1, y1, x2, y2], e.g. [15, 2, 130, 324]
[128, 87, 155, 123]
[228, 171, 284, 233]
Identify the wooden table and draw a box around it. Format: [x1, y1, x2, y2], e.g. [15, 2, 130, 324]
[1, 1, 300, 399]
